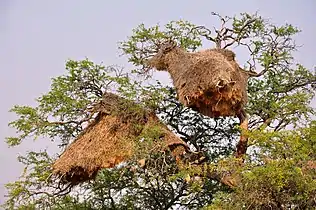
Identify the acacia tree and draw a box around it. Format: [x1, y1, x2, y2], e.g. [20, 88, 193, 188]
[4, 12, 316, 209]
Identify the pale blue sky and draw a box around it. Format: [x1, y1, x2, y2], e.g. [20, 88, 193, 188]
[1, 0, 315, 204]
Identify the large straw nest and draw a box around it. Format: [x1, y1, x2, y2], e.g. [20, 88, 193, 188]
[147, 41, 249, 118]
[52, 92, 189, 184]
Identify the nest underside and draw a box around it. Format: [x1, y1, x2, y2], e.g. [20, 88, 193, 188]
[179, 71, 248, 118]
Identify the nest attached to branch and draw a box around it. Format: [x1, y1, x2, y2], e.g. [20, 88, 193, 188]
[52, 92, 189, 184]
[147, 41, 249, 118]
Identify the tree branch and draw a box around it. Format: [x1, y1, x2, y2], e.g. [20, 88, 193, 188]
[235, 109, 249, 159]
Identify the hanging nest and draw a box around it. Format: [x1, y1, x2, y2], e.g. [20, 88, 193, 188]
[147, 41, 249, 118]
[52, 92, 189, 184]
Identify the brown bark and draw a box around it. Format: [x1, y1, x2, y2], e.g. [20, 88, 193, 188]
[235, 109, 249, 159]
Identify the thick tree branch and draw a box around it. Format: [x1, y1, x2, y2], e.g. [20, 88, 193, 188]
[235, 109, 249, 159]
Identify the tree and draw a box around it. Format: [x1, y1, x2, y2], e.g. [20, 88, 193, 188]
[3, 12, 316, 209]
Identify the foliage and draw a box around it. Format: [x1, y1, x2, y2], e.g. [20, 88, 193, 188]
[3, 12, 316, 209]
[208, 121, 316, 209]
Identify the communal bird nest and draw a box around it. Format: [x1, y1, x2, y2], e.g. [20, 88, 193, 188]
[52, 92, 189, 184]
[147, 41, 249, 118]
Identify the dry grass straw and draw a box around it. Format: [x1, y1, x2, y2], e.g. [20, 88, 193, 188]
[52, 92, 188, 184]
[148, 42, 249, 118]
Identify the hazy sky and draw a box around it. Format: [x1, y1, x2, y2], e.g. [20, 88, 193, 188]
[1, 0, 315, 204]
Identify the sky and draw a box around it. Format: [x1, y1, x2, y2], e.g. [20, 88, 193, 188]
[1, 0, 315, 204]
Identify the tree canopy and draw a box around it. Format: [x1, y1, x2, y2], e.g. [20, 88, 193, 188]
[4, 12, 316, 210]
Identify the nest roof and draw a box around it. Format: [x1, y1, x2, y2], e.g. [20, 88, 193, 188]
[52, 92, 188, 184]
[148, 44, 249, 118]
